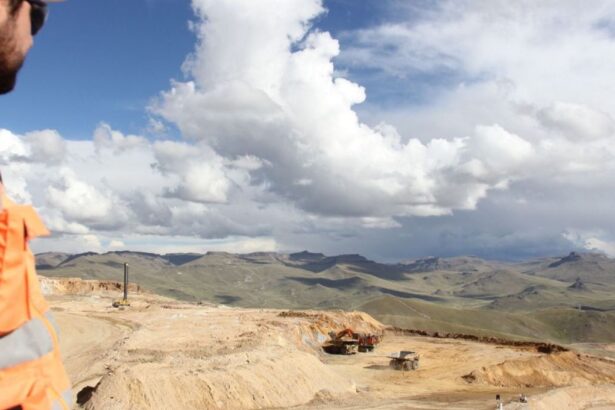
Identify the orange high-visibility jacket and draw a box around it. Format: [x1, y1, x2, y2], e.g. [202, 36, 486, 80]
[0, 195, 72, 410]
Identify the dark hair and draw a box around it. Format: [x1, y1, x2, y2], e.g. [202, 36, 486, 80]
[0, 170, 3, 184]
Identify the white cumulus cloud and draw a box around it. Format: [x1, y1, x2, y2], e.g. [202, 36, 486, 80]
[151, 0, 542, 220]
[4, 0, 615, 259]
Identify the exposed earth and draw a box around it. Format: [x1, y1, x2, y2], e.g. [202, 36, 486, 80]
[43, 278, 615, 410]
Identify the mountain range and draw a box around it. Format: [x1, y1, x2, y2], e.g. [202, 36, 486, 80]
[38, 250, 615, 344]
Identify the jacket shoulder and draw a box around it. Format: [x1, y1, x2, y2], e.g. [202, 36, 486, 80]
[4, 202, 50, 239]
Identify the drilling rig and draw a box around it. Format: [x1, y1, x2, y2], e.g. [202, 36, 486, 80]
[112, 263, 131, 308]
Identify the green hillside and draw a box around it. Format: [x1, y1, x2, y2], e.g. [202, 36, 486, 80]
[38, 250, 615, 343]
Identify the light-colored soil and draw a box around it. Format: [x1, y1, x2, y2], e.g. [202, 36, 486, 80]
[506, 386, 615, 410]
[46, 279, 615, 410]
[41, 277, 142, 295]
[467, 351, 615, 388]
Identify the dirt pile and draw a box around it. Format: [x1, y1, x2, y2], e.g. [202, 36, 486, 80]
[540, 385, 615, 410]
[277, 310, 383, 332]
[59, 302, 383, 409]
[464, 351, 615, 388]
[506, 386, 615, 410]
[278, 310, 384, 352]
[85, 349, 356, 410]
[40, 277, 142, 296]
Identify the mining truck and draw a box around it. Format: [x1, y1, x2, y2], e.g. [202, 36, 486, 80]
[388, 351, 420, 371]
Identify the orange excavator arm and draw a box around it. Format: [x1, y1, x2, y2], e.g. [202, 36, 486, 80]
[336, 328, 356, 339]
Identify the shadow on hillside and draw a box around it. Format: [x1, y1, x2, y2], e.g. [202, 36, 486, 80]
[287, 276, 363, 289]
[216, 294, 242, 304]
[282, 258, 411, 281]
[371, 287, 445, 302]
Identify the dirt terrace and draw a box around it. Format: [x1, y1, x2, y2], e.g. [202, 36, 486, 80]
[44, 279, 615, 410]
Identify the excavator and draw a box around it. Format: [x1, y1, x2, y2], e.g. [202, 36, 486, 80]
[322, 328, 381, 355]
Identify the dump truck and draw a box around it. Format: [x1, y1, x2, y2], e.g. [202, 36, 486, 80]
[388, 351, 420, 371]
[357, 333, 380, 352]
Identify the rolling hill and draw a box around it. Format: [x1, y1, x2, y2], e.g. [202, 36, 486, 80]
[37, 250, 615, 343]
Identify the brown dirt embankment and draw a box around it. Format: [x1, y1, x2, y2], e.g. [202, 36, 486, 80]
[506, 385, 615, 410]
[40, 277, 142, 296]
[387, 326, 567, 353]
[464, 351, 615, 388]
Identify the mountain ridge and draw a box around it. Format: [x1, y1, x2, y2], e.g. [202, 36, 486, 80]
[36, 250, 615, 343]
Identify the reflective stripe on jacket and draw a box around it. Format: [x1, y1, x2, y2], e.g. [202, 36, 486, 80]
[0, 195, 72, 410]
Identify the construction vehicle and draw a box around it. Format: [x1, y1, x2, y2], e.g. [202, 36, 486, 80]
[357, 333, 380, 352]
[322, 328, 381, 355]
[388, 351, 420, 371]
[112, 263, 131, 308]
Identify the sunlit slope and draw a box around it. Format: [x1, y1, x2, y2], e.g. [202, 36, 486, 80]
[520, 252, 615, 284]
[358, 296, 615, 343]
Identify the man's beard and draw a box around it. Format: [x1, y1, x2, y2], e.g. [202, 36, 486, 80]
[0, 16, 25, 95]
[0, 65, 20, 94]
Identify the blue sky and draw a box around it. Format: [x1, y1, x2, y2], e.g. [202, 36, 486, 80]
[0, 0, 194, 138]
[2, 0, 615, 260]
[1, 0, 400, 140]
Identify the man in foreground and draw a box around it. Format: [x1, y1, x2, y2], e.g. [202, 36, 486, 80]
[1, 0, 31, 93]
[1, 0, 55, 93]
[1, 1, 72, 408]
